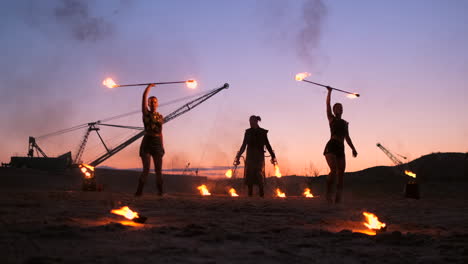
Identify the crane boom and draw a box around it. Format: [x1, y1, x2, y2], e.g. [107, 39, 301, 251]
[89, 83, 229, 167]
[376, 143, 404, 166]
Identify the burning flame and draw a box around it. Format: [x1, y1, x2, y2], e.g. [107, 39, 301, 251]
[303, 188, 314, 198]
[229, 188, 239, 197]
[79, 163, 94, 179]
[363, 212, 386, 230]
[103, 78, 118, 88]
[186, 79, 197, 89]
[274, 164, 282, 178]
[346, 93, 359, 99]
[197, 184, 211, 196]
[405, 170, 416, 178]
[295, 72, 311, 81]
[275, 188, 286, 198]
[225, 169, 233, 178]
[111, 206, 139, 220]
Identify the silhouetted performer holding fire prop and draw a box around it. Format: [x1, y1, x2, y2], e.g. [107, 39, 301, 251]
[135, 84, 165, 196]
[234, 115, 277, 197]
[324, 87, 357, 204]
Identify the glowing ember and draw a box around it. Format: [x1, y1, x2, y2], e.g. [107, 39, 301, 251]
[197, 184, 211, 196]
[103, 78, 118, 88]
[186, 79, 197, 89]
[303, 188, 314, 198]
[111, 206, 139, 220]
[225, 169, 233, 178]
[405, 170, 416, 178]
[346, 93, 359, 99]
[275, 188, 286, 198]
[229, 188, 239, 197]
[79, 163, 94, 179]
[363, 212, 386, 230]
[295, 72, 311, 81]
[274, 164, 282, 178]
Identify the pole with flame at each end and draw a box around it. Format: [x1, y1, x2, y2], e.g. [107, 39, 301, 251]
[103, 78, 198, 89]
[295, 72, 360, 98]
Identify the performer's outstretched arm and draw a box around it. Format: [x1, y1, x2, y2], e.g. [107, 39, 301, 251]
[326, 87, 334, 122]
[142, 84, 155, 114]
[234, 132, 247, 165]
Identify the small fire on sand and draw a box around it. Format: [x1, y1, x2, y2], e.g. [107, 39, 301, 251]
[229, 188, 239, 197]
[303, 188, 314, 198]
[111, 206, 147, 223]
[197, 185, 211, 196]
[405, 170, 416, 178]
[362, 212, 386, 235]
[225, 169, 233, 178]
[275, 188, 286, 198]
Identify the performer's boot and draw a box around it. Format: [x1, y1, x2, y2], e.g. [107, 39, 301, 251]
[259, 186, 264, 198]
[248, 185, 253, 197]
[135, 180, 144, 197]
[156, 182, 163, 196]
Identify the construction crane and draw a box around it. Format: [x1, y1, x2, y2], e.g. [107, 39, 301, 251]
[376, 143, 407, 166]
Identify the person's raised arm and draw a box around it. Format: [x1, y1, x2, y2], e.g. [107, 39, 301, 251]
[142, 84, 155, 114]
[326, 87, 334, 122]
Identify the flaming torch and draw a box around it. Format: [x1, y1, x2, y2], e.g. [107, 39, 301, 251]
[225, 169, 233, 178]
[303, 188, 314, 198]
[274, 164, 282, 178]
[229, 188, 239, 197]
[295, 72, 360, 98]
[404, 170, 420, 199]
[103, 78, 197, 89]
[362, 212, 386, 235]
[111, 206, 147, 223]
[275, 188, 286, 198]
[79, 164, 97, 191]
[197, 184, 211, 196]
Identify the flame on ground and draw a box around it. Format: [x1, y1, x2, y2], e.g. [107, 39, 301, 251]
[225, 169, 233, 178]
[186, 79, 197, 89]
[303, 188, 314, 198]
[111, 206, 139, 220]
[274, 164, 282, 178]
[79, 163, 94, 179]
[295, 72, 311, 81]
[405, 170, 417, 178]
[229, 188, 239, 197]
[103, 78, 118, 88]
[275, 188, 286, 198]
[363, 212, 386, 231]
[197, 184, 211, 196]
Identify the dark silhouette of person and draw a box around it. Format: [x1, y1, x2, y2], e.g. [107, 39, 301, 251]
[234, 115, 277, 197]
[135, 84, 165, 196]
[323, 87, 357, 203]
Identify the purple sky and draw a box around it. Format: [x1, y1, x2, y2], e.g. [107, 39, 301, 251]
[1, 0, 467, 178]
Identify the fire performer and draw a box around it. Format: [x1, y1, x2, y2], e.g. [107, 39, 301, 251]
[135, 84, 165, 196]
[324, 87, 358, 203]
[234, 115, 277, 197]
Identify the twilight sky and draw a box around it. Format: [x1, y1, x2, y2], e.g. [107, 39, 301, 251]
[1, 0, 467, 178]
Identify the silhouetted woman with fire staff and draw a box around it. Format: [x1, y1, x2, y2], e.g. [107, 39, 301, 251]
[135, 84, 165, 197]
[234, 115, 277, 197]
[324, 87, 357, 203]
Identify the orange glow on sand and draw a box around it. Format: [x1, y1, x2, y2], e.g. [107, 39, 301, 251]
[295, 72, 311, 81]
[225, 169, 233, 178]
[111, 206, 139, 220]
[303, 188, 314, 198]
[229, 188, 239, 197]
[103, 78, 118, 88]
[275, 188, 286, 198]
[186, 79, 197, 89]
[197, 184, 211, 196]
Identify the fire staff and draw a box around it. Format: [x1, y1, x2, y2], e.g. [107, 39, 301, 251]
[234, 115, 277, 198]
[135, 84, 165, 196]
[323, 87, 358, 204]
